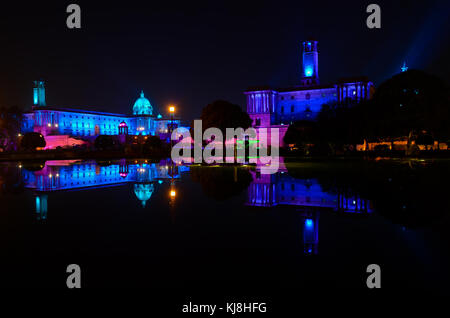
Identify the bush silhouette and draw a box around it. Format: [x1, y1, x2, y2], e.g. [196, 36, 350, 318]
[20, 132, 46, 150]
[95, 135, 115, 150]
[145, 135, 163, 150]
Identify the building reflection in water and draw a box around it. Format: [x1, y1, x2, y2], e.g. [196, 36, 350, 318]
[134, 183, 154, 208]
[246, 168, 373, 255]
[301, 211, 319, 255]
[35, 194, 48, 221]
[22, 160, 189, 218]
[23, 160, 372, 255]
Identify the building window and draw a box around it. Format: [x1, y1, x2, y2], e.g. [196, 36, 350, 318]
[255, 118, 261, 126]
[281, 106, 284, 114]
[305, 93, 311, 100]
[280, 96, 284, 100]
[291, 96, 295, 100]
[291, 105, 294, 112]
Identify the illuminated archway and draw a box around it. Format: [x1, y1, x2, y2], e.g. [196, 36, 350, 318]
[118, 122, 128, 135]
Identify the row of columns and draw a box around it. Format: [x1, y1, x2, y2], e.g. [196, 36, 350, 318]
[337, 82, 371, 103]
[247, 182, 276, 207]
[246, 91, 276, 114]
[35, 111, 58, 126]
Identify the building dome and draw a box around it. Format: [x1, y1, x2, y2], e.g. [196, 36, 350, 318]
[133, 90, 153, 115]
[134, 183, 154, 207]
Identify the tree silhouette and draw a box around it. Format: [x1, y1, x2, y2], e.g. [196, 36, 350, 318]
[198, 100, 252, 136]
[0, 106, 23, 151]
[312, 70, 450, 149]
[364, 69, 450, 141]
[191, 166, 253, 201]
[20, 132, 46, 150]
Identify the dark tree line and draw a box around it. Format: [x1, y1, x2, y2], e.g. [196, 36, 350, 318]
[284, 70, 450, 154]
[0, 106, 23, 151]
[196, 100, 252, 136]
[361, 69, 450, 141]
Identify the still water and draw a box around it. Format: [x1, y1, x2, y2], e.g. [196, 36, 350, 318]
[0, 158, 449, 289]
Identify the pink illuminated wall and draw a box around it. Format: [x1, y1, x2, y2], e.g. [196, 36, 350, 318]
[43, 135, 87, 150]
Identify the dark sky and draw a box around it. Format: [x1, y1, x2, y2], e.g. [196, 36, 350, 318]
[1, 0, 449, 121]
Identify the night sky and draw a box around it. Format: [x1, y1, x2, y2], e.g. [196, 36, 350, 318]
[1, 0, 449, 121]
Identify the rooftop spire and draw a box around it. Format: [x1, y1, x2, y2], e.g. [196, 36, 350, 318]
[140, 90, 145, 98]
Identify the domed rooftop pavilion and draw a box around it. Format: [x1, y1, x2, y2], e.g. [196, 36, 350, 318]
[134, 183, 154, 207]
[133, 90, 153, 115]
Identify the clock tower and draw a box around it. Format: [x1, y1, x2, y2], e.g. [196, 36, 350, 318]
[300, 40, 319, 87]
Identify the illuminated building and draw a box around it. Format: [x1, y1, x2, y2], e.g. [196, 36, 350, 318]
[245, 40, 374, 146]
[246, 169, 372, 255]
[21, 82, 181, 148]
[22, 160, 190, 214]
[246, 171, 372, 213]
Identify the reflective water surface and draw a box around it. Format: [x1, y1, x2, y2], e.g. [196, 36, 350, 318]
[0, 158, 449, 289]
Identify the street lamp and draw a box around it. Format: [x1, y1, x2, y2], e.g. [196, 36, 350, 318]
[168, 182, 177, 219]
[169, 178, 177, 207]
[169, 106, 175, 132]
[168, 105, 176, 148]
